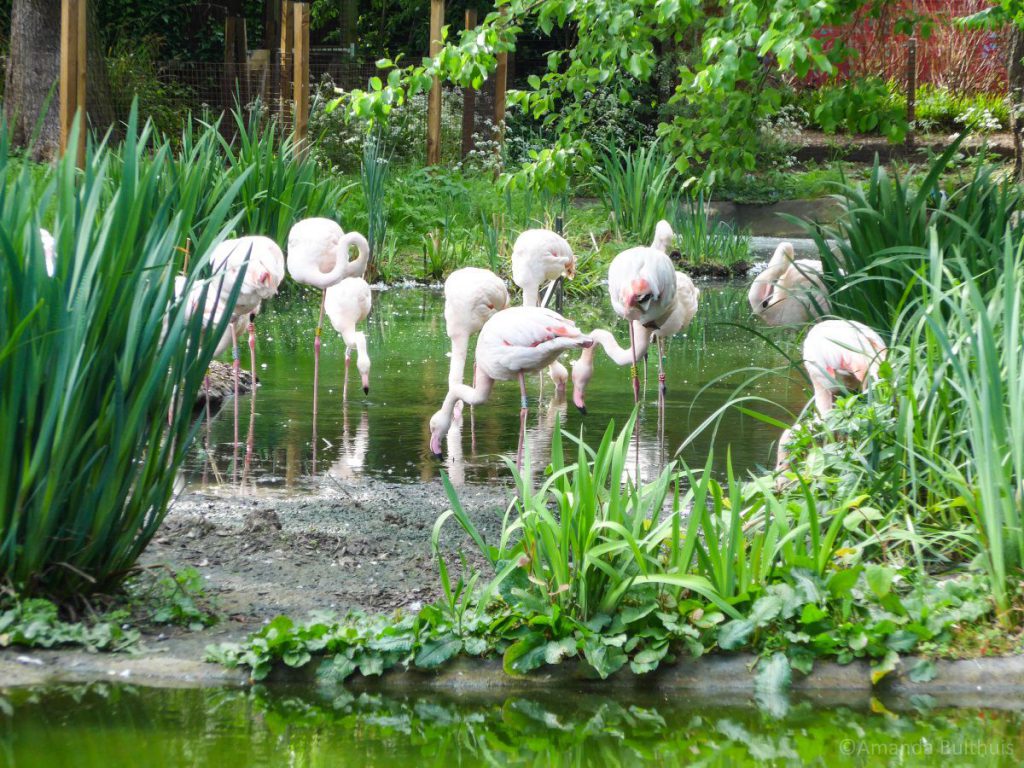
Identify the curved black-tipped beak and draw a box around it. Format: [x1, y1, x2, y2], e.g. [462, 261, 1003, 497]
[363, 386, 369, 395]
[431, 450, 443, 460]
[575, 404, 587, 415]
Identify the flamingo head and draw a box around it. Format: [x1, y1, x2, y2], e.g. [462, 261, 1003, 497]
[357, 356, 371, 395]
[622, 277, 655, 316]
[429, 408, 450, 458]
[564, 253, 577, 280]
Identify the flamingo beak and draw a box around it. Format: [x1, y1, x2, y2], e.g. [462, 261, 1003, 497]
[565, 258, 576, 279]
[361, 373, 370, 395]
[573, 388, 587, 415]
[429, 432, 443, 458]
[259, 271, 272, 285]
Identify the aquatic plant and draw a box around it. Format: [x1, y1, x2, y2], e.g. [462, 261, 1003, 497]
[593, 141, 678, 245]
[0, 106, 240, 598]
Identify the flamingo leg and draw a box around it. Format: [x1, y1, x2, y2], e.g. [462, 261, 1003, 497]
[343, 346, 351, 403]
[518, 372, 529, 471]
[658, 336, 667, 397]
[248, 313, 257, 393]
[313, 289, 326, 423]
[628, 323, 640, 404]
[231, 321, 240, 448]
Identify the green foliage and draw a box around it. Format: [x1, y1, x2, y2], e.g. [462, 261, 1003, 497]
[593, 141, 679, 244]
[0, 599, 138, 652]
[125, 567, 219, 630]
[670, 191, 750, 265]
[0, 107, 241, 599]
[361, 133, 390, 276]
[794, 137, 1024, 332]
[809, 78, 908, 142]
[105, 36, 196, 139]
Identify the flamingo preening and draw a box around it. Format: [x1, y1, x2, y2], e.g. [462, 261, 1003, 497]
[748, 242, 829, 326]
[510, 229, 576, 307]
[429, 306, 593, 459]
[286, 218, 370, 414]
[802, 319, 887, 417]
[324, 277, 373, 400]
[442, 267, 510, 389]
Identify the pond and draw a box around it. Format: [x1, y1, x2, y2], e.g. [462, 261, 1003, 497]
[183, 282, 808, 493]
[2, 683, 1021, 767]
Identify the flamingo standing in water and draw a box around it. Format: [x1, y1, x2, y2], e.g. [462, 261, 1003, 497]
[286, 218, 370, 413]
[429, 306, 592, 458]
[570, 228, 679, 408]
[510, 229, 575, 307]
[803, 319, 887, 417]
[324, 277, 373, 400]
[748, 242, 829, 326]
[442, 267, 510, 388]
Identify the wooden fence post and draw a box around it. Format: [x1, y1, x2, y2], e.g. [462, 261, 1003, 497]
[280, 1, 294, 124]
[905, 37, 917, 150]
[427, 0, 445, 165]
[460, 8, 477, 159]
[293, 1, 310, 156]
[60, 0, 87, 167]
[494, 6, 508, 158]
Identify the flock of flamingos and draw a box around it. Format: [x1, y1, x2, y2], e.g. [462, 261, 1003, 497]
[38, 218, 888, 473]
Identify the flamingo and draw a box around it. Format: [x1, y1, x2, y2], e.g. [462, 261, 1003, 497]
[572, 244, 677, 405]
[803, 319, 887, 417]
[748, 242, 829, 326]
[324, 276, 373, 399]
[442, 267, 510, 389]
[429, 306, 593, 458]
[286, 218, 370, 413]
[650, 219, 675, 255]
[209, 235, 285, 384]
[510, 229, 576, 307]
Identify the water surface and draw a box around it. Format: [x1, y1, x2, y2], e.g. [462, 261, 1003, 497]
[185, 283, 808, 493]
[2, 683, 1020, 767]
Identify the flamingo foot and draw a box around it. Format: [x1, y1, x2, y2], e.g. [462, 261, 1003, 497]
[659, 371, 667, 397]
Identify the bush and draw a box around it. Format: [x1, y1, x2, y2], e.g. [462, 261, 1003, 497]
[0, 108, 240, 599]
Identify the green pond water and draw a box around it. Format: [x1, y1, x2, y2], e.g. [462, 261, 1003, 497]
[185, 282, 808, 491]
[2, 683, 1021, 767]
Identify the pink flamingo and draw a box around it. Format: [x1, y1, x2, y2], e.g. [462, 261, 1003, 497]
[324, 277, 373, 399]
[510, 229, 576, 307]
[748, 242, 829, 326]
[429, 306, 593, 458]
[803, 319, 887, 417]
[286, 218, 370, 415]
[443, 267, 510, 389]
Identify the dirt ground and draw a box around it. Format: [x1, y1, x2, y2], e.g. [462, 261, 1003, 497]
[140, 476, 515, 640]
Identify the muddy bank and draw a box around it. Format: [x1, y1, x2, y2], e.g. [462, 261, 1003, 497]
[142, 476, 514, 629]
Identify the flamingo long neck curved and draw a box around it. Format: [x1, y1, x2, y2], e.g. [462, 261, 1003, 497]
[593, 324, 651, 366]
[521, 285, 540, 307]
[335, 232, 370, 282]
[448, 332, 470, 388]
[431, 375, 495, 453]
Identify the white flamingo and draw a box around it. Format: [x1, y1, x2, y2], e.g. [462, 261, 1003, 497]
[749, 242, 829, 326]
[803, 319, 887, 417]
[442, 267, 509, 389]
[286, 217, 370, 414]
[324, 277, 373, 400]
[510, 229, 576, 307]
[429, 306, 592, 458]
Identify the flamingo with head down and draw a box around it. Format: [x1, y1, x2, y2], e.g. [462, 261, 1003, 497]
[803, 319, 887, 417]
[325, 276, 373, 400]
[748, 242, 829, 326]
[429, 306, 592, 459]
[287, 218, 370, 411]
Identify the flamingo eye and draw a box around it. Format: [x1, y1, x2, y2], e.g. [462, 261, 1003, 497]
[637, 293, 652, 304]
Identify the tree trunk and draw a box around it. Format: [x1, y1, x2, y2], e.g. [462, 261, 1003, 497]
[4, 0, 116, 161]
[340, 0, 358, 53]
[1010, 25, 1024, 179]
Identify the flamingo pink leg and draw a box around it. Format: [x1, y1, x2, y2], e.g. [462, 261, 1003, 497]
[313, 289, 326, 422]
[628, 322, 640, 404]
[248, 315, 257, 396]
[231, 322, 240, 448]
[343, 347, 351, 403]
[658, 336, 667, 398]
[518, 372, 529, 470]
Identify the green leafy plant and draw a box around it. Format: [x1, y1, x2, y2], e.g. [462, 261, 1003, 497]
[126, 567, 220, 630]
[593, 141, 678, 244]
[0, 599, 139, 652]
[670, 190, 750, 265]
[0, 106, 241, 599]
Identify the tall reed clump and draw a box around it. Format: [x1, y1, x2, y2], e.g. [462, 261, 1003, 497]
[671, 190, 750, 265]
[0, 109, 241, 599]
[890, 233, 1024, 620]
[361, 132, 390, 281]
[593, 141, 677, 245]
[795, 137, 1024, 332]
[437, 415, 739, 624]
[219, 104, 353, 246]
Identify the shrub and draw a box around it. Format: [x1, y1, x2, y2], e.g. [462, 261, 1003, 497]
[0, 108, 240, 599]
